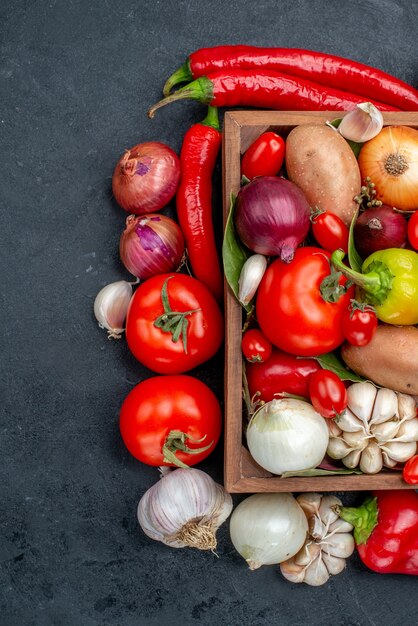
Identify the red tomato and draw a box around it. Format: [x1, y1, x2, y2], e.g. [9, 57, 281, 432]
[125, 274, 223, 374]
[309, 370, 348, 418]
[119, 375, 221, 467]
[407, 212, 418, 250]
[241, 132, 285, 179]
[403, 455, 418, 485]
[246, 348, 322, 402]
[256, 247, 354, 356]
[311, 210, 349, 253]
[242, 329, 272, 363]
[342, 302, 378, 347]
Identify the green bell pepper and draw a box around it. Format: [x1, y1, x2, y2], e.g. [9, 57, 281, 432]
[331, 248, 418, 326]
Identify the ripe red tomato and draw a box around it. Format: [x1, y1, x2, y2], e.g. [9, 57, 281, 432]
[246, 348, 321, 402]
[256, 247, 354, 356]
[242, 329, 272, 363]
[119, 375, 222, 467]
[241, 132, 285, 179]
[309, 370, 348, 418]
[403, 455, 418, 485]
[311, 210, 349, 253]
[342, 302, 378, 347]
[125, 274, 223, 374]
[407, 212, 418, 250]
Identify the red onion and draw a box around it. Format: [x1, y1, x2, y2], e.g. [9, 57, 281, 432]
[354, 205, 408, 258]
[112, 142, 180, 214]
[234, 177, 310, 262]
[120, 214, 184, 279]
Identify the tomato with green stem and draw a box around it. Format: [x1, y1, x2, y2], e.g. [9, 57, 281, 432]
[120, 375, 221, 468]
[407, 212, 418, 250]
[125, 273, 223, 374]
[241, 131, 285, 179]
[309, 369, 348, 418]
[242, 329, 272, 363]
[342, 300, 378, 347]
[310, 208, 349, 253]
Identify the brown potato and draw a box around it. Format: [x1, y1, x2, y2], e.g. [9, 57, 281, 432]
[341, 325, 418, 394]
[285, 124, 361, 226]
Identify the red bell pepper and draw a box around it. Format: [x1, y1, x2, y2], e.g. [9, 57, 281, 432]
[339, 490, 418, 575]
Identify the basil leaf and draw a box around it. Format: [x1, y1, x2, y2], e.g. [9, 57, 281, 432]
[348, 207, 363, 272]
[281, 467, 363, 478]
[222, 193, 251, 312]
[311, 351, 366, 383]
[327, 117, 363, 158]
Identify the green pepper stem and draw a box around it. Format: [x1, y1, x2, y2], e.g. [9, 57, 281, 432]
[148, 76, 214, 119]
[162, 60, 193, 97]
[331, 249, 393, 306]
[200, 105, 220, 131]
[339, 496, 379, 545]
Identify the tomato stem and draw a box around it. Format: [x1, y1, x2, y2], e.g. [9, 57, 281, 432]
[162, 430, 214, 469]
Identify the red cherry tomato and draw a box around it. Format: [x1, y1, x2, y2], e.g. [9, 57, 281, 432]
[309, 370, 348, 418]
[342, 302, 378, 347]
[241, 132, 285, 179]
[242, 329, 272, 363]
[403, 455, 418, 485]
[311, 210, 349, 254]
[407, 212, 418, 250]
[125, 273, 223, 374]
[119, 375, 222, 467]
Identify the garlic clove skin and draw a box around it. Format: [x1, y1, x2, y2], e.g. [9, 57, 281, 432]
[328, 420, 343, 437]
[303, 557, 330, 586]
[238, 254, 267, 306]
[370, 388, 398, 425]
[342, 448, 363, 469]
[280, 558, 306, 583]
[371, 419, 401, 442]
[328, 519, 353, 534]
[380, 441, 417, 463]
[397, 394, 417, 420]
[393, 418, 418, 443]
[335, 409, 364, 433]
[360, 442, 383, 474]
[294, 541, 321, 567]
[94, 280, 133, 339]
[327, 437, 354, 460]
[321, 533, 355, 559]
[318, 495, 342, 526]
[347, 382, 377, 429]
[322, 553, 346, 576]
[342, 430, 369, 449]
[382, 450, 398, 468]
[296, 493, 322, 517]
[338, 102, 384, 143]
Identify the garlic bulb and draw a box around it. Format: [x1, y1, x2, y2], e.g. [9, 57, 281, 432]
[93, 280, 134, 339]
[338, 103, 384, 143]
[137, 468, 233, 550]
[280, 493, 354, 586]
[238, 254, 267, 306]
[327, 383, 418, 473]
[229, 493, 308, 570]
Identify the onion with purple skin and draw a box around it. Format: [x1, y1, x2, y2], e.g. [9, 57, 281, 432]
[112, 142, 180, 214]
[234, 177, 310, 262]
[354, 205, 408, 258]
[120, 214, 185, 279]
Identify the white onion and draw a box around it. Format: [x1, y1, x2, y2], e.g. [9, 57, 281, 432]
[246, 398, 329, 474]
[229, 493, 308, 570]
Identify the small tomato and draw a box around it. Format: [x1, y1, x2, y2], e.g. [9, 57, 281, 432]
[242, 329, 272, 363]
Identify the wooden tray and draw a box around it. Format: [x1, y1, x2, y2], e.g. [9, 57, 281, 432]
[222, 110, 418, 493]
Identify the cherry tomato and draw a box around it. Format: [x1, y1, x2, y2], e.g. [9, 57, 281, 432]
[342, 302, 378, 347]
[246, 348, 321, 402]
[311, 210, 349, 254]
[403, 455, 418, 485]
[256, 247, 354, 356]
[309, 370, 348, 418]
[125, 273, 223, 374]
[119, 375, 221, 467]
[407, 212, 418, 250]
[242, 329, 272, 363]
[241, 132, 285, 179]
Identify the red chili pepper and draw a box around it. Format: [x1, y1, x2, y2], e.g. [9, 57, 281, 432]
[176, 107, 223, 303]
[339, 490, 418, 575]
[163, 45, 418, 111]
[149, 70, 398, 118]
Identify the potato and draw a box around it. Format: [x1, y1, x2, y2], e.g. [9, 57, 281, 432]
[341, 325, 418, 395]
[285, 124, 361, 226]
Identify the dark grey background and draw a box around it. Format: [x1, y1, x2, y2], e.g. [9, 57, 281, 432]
[1, 1, 418, 624]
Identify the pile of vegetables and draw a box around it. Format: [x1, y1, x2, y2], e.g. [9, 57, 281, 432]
[93, 44, 418, 585]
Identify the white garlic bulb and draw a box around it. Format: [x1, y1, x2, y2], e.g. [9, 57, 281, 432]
[93, 280, 134, 339]
[238, 254, 267, 306]
[327, 383, 418, 473]
[280, 493, 354, 586]
[338, 102, 384, 143]
[137, 468, 233, 551]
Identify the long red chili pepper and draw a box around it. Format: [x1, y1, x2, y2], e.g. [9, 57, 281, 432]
[339, 490, 418, 575]
[176, 106, 223, 303]
[163, 45, 418, 111]
[150, 69, 398, 118]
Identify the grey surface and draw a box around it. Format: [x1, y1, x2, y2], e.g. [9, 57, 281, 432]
[1, 1, 418, 625]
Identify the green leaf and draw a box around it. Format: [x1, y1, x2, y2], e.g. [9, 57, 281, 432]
[348, 207, 363, 273]
[222, 193, 251, 312]
[281, 467, 363, 478]
[327, 117, 363, 158]
[311, 351, 367, 383]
